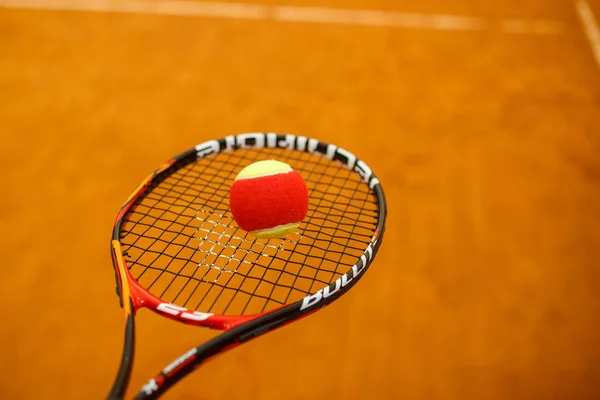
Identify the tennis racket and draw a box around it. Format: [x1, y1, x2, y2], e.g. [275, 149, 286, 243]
[107, 132, 387, 399]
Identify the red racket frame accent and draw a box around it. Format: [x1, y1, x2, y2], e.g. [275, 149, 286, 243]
[111, 240, 277, 331]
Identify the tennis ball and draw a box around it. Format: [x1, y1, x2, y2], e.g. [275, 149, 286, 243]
[229, 160, 309, 239]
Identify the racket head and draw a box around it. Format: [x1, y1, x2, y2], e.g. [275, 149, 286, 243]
[111, 133, 386, 331]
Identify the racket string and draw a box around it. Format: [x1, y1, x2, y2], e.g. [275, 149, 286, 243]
[222, 146, 319, 314]
[119, 147, 379, 315]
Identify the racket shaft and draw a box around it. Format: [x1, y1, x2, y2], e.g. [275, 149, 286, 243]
[133, 311, 302, 399]
[133, 336, 233, 399]
[108, 312, 135, 399]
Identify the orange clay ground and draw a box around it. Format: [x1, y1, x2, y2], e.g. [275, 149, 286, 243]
[1, 1, 600, 399]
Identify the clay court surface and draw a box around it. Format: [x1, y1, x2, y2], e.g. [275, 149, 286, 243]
[2, 0, 600, 399]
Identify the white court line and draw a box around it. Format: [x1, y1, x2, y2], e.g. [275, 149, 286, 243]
[272, 6, 486, 31]
[501, 19, 563, 35]
[574, 0, 600, 69]
[0, 0, 562, 35]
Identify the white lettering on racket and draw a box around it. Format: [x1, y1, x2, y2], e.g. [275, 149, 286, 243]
[195, 140, 220, 158]
[163, 348, 198, 376]
[138, 348, 198, 395]
[236, 133, 265, 149]
[307, 138, 320, 154]
[354, 160, 372, 186]
[199, 133, 381, 190]
[335, 147, 357, 170]
[294, 135, 307, 151]
[266, 132, 298, 151]
[303, 138, 378, 189]
[141, 379, 159, 395]
[156, 303, 213, 322]
[300, 238, 377, 311]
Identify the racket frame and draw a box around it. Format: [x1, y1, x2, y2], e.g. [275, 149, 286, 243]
[107, 133, 387, 399]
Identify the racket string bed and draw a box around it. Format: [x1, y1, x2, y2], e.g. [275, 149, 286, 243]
[192, 212, 305, 314]
[118, 146, 378, 316]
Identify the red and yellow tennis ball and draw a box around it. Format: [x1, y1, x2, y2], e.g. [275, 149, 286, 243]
[229, 160, 309, 239]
